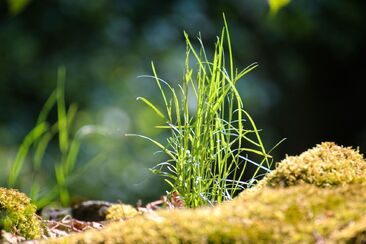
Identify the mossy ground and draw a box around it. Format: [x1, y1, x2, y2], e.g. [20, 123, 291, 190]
[0, 187, 42, 240]
[42, 142, 366, 243]
[44, 184, 366, 243]
[254, 142, 366, 189]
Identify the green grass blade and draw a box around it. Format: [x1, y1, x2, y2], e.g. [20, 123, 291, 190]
[137, 97, 165, 119]
[8, 122, 48, 187]
[33, 132, 53, 170]
[57, 66, 69, 154]
[36, 90, 57, 125]
[223, 13, 234, 80]
[64, 138, 80, 175]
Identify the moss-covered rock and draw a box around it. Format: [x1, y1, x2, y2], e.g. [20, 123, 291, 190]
[330, 215, 366, 243]
[0, 187, 42, 240]
[43, 142, 366, 243]
[45, 184, 366, 243]
[255, 142, 366, 189]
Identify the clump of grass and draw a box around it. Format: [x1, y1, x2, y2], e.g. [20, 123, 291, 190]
[7, 67, 106, 208]
[129, 15, 281, 208]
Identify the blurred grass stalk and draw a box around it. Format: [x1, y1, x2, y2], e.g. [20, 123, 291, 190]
[7, 67, 106, 208]
[268, 0, 291, 16]
[128, 15, 280, 208]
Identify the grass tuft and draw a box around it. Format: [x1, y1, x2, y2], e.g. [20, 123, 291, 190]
[128, 15, 280, 208]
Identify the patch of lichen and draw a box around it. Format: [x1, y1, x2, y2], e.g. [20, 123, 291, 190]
[45, 184, 366, 243]
[0, 187, 42, 240]
[105, 204, 142, 221]
[254, 142, 366, 189]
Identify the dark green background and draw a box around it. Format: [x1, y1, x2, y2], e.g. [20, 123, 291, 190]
[0, 0, 365, 205]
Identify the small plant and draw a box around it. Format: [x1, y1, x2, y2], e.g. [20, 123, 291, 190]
[7, 67, 106, 208]
[129, 15, 282, 208]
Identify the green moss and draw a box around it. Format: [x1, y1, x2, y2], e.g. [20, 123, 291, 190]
[105, 203, 142, 221]
[331, 215, 366, 243]
[0, 187, 42, 240]
[45, 184, 366, 243]
[42, 142, 366, 243]
[255, 142, 366, 189]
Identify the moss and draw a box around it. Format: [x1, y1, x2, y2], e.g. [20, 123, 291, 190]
[0, 187, 42, 240]
[42, 142, 366, 243]
[255, 142, 366, 189]
[105, 203, 142, 221]
[330, 215, 366, 243]
[44, 184, 366, 243]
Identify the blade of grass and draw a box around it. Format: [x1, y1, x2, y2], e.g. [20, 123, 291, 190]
[57, 66, 69, 154]
[8, 122, 48, 187]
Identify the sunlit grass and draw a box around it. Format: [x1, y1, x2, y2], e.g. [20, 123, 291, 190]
[128, 15, 283, 208]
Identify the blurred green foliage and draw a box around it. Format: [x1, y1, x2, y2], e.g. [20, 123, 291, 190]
[7, 0, 31, 15]
[268, 0, 291, 16]
[0, 0, 365, 205]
